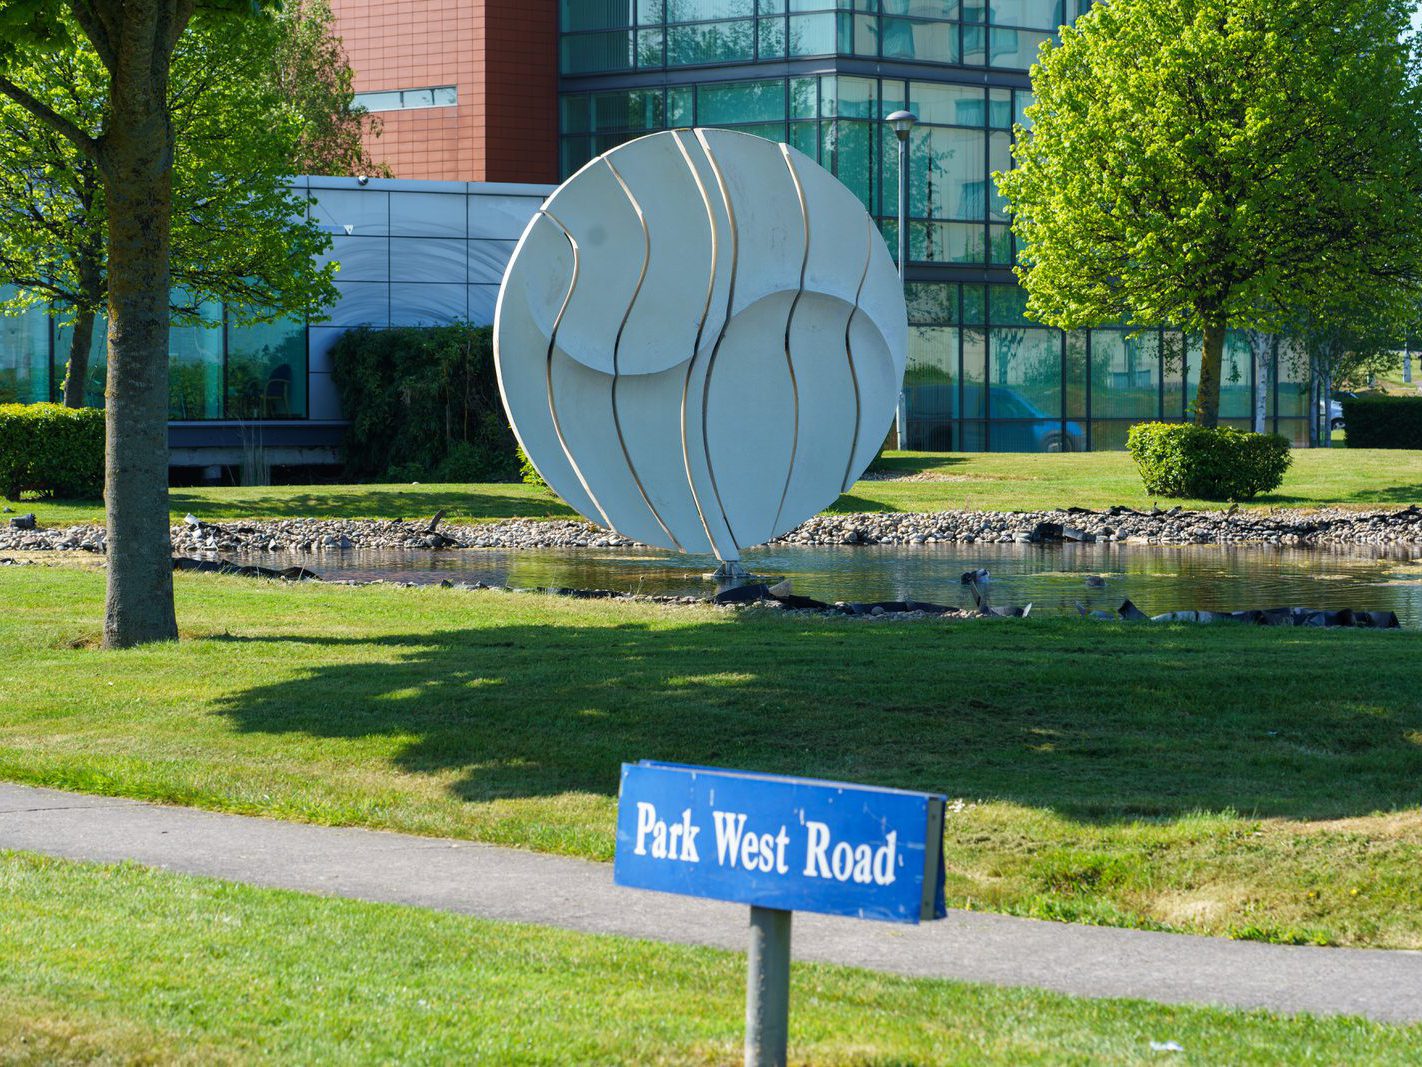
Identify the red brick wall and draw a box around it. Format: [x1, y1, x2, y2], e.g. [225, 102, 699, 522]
[330, 0, 557, 183]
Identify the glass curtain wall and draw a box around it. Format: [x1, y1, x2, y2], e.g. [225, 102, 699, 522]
[0, 289, 308, 420]
[559, 0, 1091, 75]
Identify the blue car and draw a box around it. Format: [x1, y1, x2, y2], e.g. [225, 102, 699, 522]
[904, 382, 1085, 452]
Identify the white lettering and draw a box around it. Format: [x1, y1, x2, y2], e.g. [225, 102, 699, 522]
[634, 802, 656, 856]
[774, 827, 790, 874]
[831, 841, 853, 881]
[873, 831, 897, 885]
[680, 808, 701, 863]
[741, 829, 761, 869]
[852, 843, 872, 883]
[714, 811, 748, 866]
[804, 821, 831, 877]
[651, 819, 667, 859]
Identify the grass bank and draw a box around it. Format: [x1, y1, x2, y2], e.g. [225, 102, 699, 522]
[6, 448, 1419, 527]
[7, 852, 1419, 1065]
[2, 568, 1419, 949]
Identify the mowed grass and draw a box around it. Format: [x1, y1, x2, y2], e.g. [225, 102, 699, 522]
[6, 853, 1419, 1066]
[2, 568, 1420, 949]
[7, 447, 1419, 527]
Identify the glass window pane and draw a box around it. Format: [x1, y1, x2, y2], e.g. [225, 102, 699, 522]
[912, 221, 985, 263]
[789, 120, 819, 159]
[988, 0, 1064, 28]
[988, 26, 1051, 68]
[757, 16, 786, 56]
[907, 282, 958, 324]
[698, 79, 784, 125]
[881, 18, 957, 62]
[913, 126, 985, 221]
[789, 77, 817, 119]
[639, 0, 666, 20]
[989, 88, 1013, 129]
[1090, 329, 1161, 419]
[667, 0, 754, 19]
[1219, 330, 1252, 418]
[169, 305, 224, 420]
[836, 76, 877, 119]
[989, 130, 1012, 219]
[0, 297, 51, 405]
[226, 315, 308, 420]
[991, 326, 1062, 418]
[1013, 89, 1035, 129]
[989, 223, 1013, 264]
[757, 0, 786, 11]
[1065, 329, 1087, 417]
[962, 327, 987, 416]
[668, 86, 694, 125]
[561, 31, 634, 73]
[788, 12, 837, 55]
[825, 119, 872, 209]
[910, 83, 984, 126]
[667, 20, 755, 64]
[905, 325, 959, 449]
[853, 13, 877, 55]
[590, 89, 665, 132]
[637, 28, 665, 64]
[896, 0, 957, 15]
[562, 0, 634, 31]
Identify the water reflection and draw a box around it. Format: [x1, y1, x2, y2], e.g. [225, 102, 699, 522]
[230, 542, 1422, 627]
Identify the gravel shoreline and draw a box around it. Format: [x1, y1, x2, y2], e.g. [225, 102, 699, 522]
[4, 504, 1421, 555]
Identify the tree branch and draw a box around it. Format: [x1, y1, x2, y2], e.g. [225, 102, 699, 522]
[0, 74, 101, 163]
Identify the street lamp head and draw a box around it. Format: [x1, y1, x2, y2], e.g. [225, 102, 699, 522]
[886, 110, 918, 141]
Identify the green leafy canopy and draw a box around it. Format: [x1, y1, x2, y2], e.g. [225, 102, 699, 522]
[996, 0, 1422, 340]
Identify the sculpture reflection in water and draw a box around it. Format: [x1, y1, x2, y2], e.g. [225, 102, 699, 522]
[494, 128, 908, 577]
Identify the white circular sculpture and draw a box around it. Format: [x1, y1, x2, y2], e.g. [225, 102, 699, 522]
[494, 128, 907, 564]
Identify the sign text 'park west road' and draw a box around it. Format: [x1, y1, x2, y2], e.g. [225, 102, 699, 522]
[613, 761, 947, 923]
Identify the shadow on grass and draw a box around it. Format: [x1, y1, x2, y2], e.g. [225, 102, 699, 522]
[212, 614, 1422, 822]
[1258, 484, 1422, 507]
[165, 486, 579, 522]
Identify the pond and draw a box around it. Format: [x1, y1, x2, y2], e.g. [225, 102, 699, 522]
[230, 542, 1422, 627]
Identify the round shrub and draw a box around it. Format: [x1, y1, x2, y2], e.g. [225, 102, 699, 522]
[0, 403, 105, 501]
[1126, 422, 1292, 501]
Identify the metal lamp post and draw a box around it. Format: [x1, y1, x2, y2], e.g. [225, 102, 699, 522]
[885, 109, 917, 449]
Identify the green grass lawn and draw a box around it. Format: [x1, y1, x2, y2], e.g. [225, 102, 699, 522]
[2, 568, 1419, 950]
[6, 447, 1419, 527]
[3, 852, 1419, 1066]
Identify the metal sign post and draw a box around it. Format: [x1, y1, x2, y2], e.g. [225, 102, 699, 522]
[613, 761, 947, 1066]
[745, 906, 792, 1067]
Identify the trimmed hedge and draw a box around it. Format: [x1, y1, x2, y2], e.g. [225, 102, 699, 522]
[1340, 396, 1422, 449]
[0, 403, 104, 501]
[329, 323, 520, 483]
[1126, 422, 1292, 501]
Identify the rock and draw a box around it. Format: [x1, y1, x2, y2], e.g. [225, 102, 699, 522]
[767, 579, 793, 597]
[1084, 575, 1106, 588]
[8, 513, 35, 530]
[1117, 599, 1150, 621]
[713, 583, 770, 605]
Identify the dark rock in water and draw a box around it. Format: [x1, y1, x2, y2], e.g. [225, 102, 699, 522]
[546, 587, 621, 600]
[713, 583, 771, 605]
[8, 513, 36, 530]
[902, 599, 954, 615]
[1084, 575, 1107, 588]
[1030, 521, 1064, 543]
[771, 593, 830, 611]
[439, 579, 454, 589]
[172, 556, 320, 581]
[1118, 599, 1150, 621]
[960, 568, 990, 585]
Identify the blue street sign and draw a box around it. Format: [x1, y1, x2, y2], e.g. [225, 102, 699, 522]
[613, 761, 947, 924]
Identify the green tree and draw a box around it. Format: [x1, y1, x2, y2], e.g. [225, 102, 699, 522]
[0, 8, 343, 410]
[0, 0, 283, 648]
[272, 0, 388, 179]
[1284, 298, 1408, 447]
[996, 0, 1422, 427]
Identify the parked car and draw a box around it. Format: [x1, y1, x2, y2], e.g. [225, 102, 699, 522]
[904, 382, 1084, 452]
[1329, 391, 1357, 431]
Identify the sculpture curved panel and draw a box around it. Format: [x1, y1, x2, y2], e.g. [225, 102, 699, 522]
[494, 128, 908, 562]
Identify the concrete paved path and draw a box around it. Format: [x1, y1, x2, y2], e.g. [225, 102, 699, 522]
[3, 783, 1419, 1025]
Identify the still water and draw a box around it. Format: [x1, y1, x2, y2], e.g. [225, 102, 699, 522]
[234, 542, 1422, 626]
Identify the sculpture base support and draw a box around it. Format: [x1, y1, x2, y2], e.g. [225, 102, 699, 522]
[706, 560, 753, 583]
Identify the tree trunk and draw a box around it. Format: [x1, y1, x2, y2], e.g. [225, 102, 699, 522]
[1193, 323, 1226, 428]
[61, 309, 95, 408]
[1247, 329, 1271, 434]
[99, 44, 179, 649]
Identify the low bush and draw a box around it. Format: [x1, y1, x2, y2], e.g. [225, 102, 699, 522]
[0, 403, 104, 500]
[330, 323, 520, 483]
[1126, 422, 1291, 501]
[1340, 395, 1422, 449]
